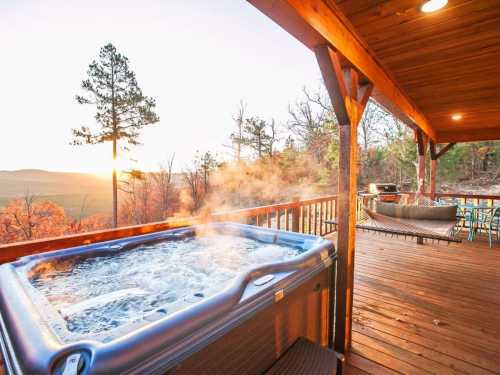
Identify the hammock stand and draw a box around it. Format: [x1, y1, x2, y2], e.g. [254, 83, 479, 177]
[326, 207, 462, 244]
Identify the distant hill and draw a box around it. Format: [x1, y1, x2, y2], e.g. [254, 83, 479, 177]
[0, 169, 186, 218]
[0, 169, 112, 217]
[0, 169, 110, 197]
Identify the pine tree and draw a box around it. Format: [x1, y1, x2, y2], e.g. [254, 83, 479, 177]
[71, 43, 159, 227]
[241, 117, 272, 159]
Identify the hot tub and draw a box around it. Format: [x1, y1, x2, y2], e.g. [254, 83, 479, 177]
[0, 223, 335, 375]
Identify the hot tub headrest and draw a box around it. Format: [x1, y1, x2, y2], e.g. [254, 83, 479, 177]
[376, 202, 457, 221]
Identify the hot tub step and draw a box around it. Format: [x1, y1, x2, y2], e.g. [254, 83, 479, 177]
[265, 338, 338, 375]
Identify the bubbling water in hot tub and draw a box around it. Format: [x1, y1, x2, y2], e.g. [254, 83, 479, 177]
[25, 233, 302, 343]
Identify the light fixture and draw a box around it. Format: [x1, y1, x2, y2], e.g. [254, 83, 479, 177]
[451, 114, 462, 121]
[421, 0, 448, 13]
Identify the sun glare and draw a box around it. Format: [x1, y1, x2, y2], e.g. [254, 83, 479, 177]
[90, 157, 130, 177]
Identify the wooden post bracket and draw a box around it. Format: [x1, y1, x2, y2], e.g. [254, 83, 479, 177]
[429, 141, 455, 200]
[436, 143, 456, 159]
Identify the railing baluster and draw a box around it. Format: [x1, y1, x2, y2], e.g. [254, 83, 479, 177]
[319, 201, 323, 236]
[301, 205, 305, 233]
[267, 212, 271, 228]
[313, 204, 317, 235]
[285, 209, 289, 231]
[277, 210, 281, 230]
[307, 205, 311, 234]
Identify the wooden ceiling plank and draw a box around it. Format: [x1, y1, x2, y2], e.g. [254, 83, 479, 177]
[247, 0, 437, 140]
[334, 0, 500, 139]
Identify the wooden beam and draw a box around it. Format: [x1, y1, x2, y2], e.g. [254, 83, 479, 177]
[315, 44, 373, 354]
[416, 130, 427, 156]
[436, 143, 456, 159]
[316, 46, 349, 124]
[437, 128, 500, 143]
[429, 141, 437, 161]
[247, 0, 436, 141]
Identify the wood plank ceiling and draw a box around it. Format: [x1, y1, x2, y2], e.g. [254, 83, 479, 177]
[332, 0, 500, 143]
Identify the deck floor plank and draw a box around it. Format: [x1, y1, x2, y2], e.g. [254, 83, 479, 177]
[328, 231, 500, 374]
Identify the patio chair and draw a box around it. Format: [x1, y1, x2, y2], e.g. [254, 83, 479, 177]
[487, 207, 500, 248]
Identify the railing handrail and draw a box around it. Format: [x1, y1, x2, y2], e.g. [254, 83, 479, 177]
[400, 191, 500, 200]
[0, 195, 338, 264]
[0, 191, 496, 264]
[210, 195, 338, 219]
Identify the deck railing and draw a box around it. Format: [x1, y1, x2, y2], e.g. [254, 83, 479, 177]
[0, 195, 338, 264]
[209, 195, 338, 236]
[432, 192, 500, 207]
[0, 191, 497, 264]
[401, 191, 500, 207]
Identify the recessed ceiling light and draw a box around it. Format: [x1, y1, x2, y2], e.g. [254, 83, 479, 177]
[421, 0, 448, 13]
[451, 114, 462, 121]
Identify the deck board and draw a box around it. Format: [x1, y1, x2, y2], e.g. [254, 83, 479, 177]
[328, 231, 500, 375]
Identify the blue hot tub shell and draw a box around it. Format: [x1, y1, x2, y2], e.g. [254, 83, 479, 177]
[0, 223, 335, 375]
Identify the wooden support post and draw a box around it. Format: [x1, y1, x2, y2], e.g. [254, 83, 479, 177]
[416, 130, 428, 194]
[430, 141, 437, 201]
[315, 44, 373, 354]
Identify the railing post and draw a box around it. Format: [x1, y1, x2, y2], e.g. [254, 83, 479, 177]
[291, 197, 300, 233]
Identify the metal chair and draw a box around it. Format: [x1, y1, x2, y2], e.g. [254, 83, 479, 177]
[487, 207, 500, 248]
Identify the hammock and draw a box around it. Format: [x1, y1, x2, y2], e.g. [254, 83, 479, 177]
[327, 207, 461, 243]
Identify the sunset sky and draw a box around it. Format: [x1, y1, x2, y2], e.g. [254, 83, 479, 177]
[0, 0, 321, 174]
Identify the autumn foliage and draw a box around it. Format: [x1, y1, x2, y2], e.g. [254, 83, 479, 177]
[0, 196, 111, 245]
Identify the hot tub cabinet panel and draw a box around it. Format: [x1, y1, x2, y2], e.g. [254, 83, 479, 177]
[169, 269, 332, 375]
[0, 223, 336, 375]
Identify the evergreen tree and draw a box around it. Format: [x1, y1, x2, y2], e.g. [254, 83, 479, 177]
[197, 151, 218, 195]
[71, 43, 159, 227]
[241, 117, 274, 159]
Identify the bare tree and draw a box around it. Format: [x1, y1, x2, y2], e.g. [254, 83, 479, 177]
[151, 154, 176, 219]
[230, 101, 247, 162]
[267, 120, 280, 157]
[70, 195, 89, 233]
[0, 193, 67, 242]
[183, 166, 204, 213]
[119, 169, 153, 224]
[287, 87, 337, 162]
[358, 100, 386, 151]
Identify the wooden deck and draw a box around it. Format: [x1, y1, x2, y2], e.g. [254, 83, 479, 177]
[328, 231, 500, 375]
